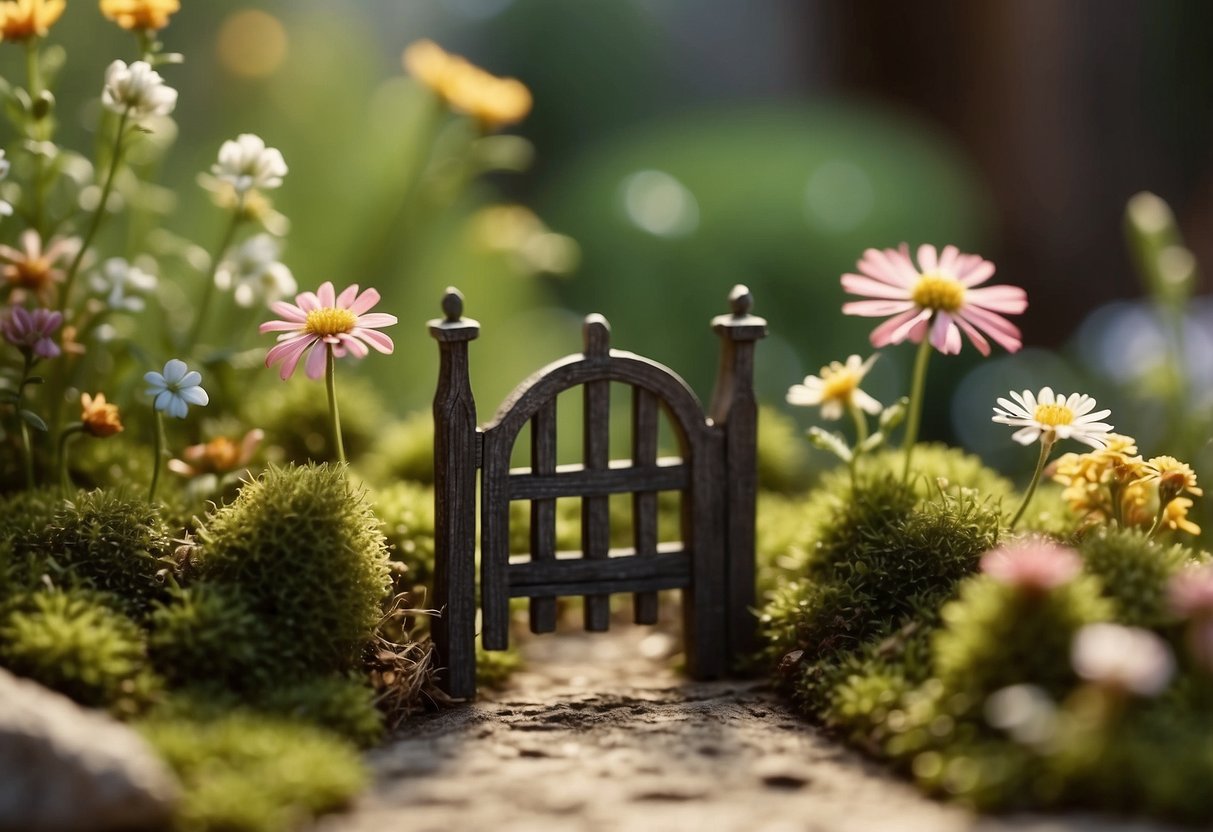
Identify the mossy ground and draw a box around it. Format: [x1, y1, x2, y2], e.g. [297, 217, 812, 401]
[758, 443, 1213, 822]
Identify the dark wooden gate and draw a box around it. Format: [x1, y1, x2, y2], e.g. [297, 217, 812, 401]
[429, 286, 766, 698]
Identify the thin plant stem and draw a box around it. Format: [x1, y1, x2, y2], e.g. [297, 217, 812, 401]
[58, 107, 132, 313]
[901, 336, 934, 481]
[325, 345, 346, 465]
[25, 38, 46, 236]
[187, 202, 244, 350]
[16, 353, 35, 489]
[1009, 437, 1055, 530]
[148, 409, 164, 502]
[1147, 505, 1166, 538]
[58, 423, 82, 496]
[848, 402, 869, 486]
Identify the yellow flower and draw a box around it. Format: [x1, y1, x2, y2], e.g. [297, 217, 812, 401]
[99, 0, 179, 31]
[403, 39, 532, 131]
[0, 0, 65, 41]
[1050, 434, 1149, 525]
[80, 392, 123, 437]
[1138, 455, 1203, 500]
[1163, 497, 1201, 536]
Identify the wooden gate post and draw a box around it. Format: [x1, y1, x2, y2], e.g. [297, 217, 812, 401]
[429, 288, 480, 698]
[708, 285, 767, 665]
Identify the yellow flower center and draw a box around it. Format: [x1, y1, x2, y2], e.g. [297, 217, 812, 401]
[821, 370, 860, 403]
[910, 273, 966, 312]
[305, 307, 356, 337]
[1033, 403, 1074, 427]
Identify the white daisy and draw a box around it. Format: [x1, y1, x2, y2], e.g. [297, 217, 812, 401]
[211, 134, 287, 194]
[787, 354, 881, 421]
[89, 257, 158, 312]
[1072, 623, 1175, 698]
[102, 60, 178, 120]
[992, 387, 1113, 449]
[144, 358, 208, 419]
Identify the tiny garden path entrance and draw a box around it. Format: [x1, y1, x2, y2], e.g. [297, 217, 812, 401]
[316, 628, 1178, 832]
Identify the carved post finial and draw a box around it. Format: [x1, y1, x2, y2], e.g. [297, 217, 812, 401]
[442, 287, 464, 322]
[583, 313, 611, 359]
[728, 284, 753, 317]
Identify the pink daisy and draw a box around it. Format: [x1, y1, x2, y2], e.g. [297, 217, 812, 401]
[980, 538, 1082, 593]
[841, 243, 1027, 356]
[260, 281, 397, 380]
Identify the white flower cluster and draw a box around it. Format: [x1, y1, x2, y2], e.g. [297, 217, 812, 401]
[102, 60, 178, 121]
[212, 134, 287, 194]
[215, 234, 296, 308]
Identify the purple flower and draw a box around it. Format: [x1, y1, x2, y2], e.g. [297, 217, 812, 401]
[1, 305, 62, 360]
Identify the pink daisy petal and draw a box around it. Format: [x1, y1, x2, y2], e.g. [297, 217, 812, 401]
[842, 299, 917, 317]
[260, 320, 303, 333]
[905, 316, 931, 344]
[337, 332, 369, 358]
[267, 335, 315, 380]
[304, 341, 329, 380]
[916, 243, 938, 272]
[930, 313, 962, 355]
[859, 247, 917, 287]
[336, 283, 359, 309]
[268, 301, 307, 322]
[957, 259, 996, 287]
[959, 306, 1023, 352]
[353, 312, 397, 328]
[966, 285, 1028, 315]
[353, 327, 394, 354]
[937, 244, 960, 274]
[296, 291, 321, 312]
[869, 307, 929, 347]
[954, 315, 992, 357]
[316, 281, 336, 308]
[349, 287, 382, 316]
[841, 274, 914, 300]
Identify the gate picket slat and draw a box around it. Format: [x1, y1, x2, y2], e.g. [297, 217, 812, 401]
[631, 386, 660, 625]
[582, 375, 611, 632]
[529, 399, 558, 633]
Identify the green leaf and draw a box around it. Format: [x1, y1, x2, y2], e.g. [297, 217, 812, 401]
[858, 431, 886, 454]
[21, 409, 47, 431]
[807, 427, 853, 463]
[22, 375, 44, 386]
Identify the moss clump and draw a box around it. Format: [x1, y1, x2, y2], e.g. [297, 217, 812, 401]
[148, 584, 263, 689]
[246, 375, 386, 464]
[373, 481, 436, 589]
[0, 487, 62, 542]
[256, 676, 384, 748]
[1078, 528, 1202, 628]
[140, 711, 366, 832]
[933, 573, 1114, 699]
[358, 411, 434, 486]
[197, 463, 391, 683]
[757, 405, 813, 493]
[0, 589, 158, 714]
[14, 489, 176, 616]
[476, 642, 524, 689]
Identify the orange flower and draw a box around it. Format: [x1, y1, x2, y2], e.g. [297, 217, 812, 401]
[0, 0, 66, 41]
[168, 429, 263, 477]
[99, 0, 179, 31]
[403, 39, 531, 131]
[80, 392, 123, 437]
[0, 229, 78, 305]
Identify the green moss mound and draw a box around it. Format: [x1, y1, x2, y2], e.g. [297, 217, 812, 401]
[1078, 528, 1203, 628]
[197, 463, 392, 683]
[256, 676, 384, 748]
[757, 405, 813, 494]
[373, 481, 436, 589]
[358, 411, 434, 486]
[13, 489, 176, 616]
[149, 584, 264, 688]
[0, 589, 158, 714]
[140, 711, 366, 832]
[933, 574, 1114, 698]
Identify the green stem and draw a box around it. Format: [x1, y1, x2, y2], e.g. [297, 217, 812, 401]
[16, 353, 35, 489]
[901, 336, 934, 481]
[848, 402, 869, 486]
[58, 423, 82, 496]
[325, 345, 346, 465]
[148, 409, 164, 502]
[58, 107, 132, 313]
[187, 202, 244, 350]
[1009, 437, 1055, 530]
[25, 37, 46, 236]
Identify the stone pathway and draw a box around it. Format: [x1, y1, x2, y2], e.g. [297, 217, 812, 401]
[318, 629, 1176, 832]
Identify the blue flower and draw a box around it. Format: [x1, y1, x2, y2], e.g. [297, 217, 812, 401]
[145, 359, 208, 419]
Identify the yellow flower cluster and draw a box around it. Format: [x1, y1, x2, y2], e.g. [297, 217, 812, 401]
[403, 39, 532, 131]
[1051, 435, 1202, 535]
[100, 0, 180, 32]
[0, 0, 65, 41]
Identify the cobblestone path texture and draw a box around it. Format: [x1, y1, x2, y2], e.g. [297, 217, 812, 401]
[317, 629, 1176, 832]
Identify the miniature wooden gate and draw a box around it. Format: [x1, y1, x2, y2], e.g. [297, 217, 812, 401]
[429, 285, 766, 698]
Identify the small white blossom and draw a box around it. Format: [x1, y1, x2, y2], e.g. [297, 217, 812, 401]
[102, 60, 178, 120]
[211, 134, 287, 194]
[145, 359, 208, 419]
[787, 354, 881, 421]
[89, 257, 158, 312]
[992, 387, 1113, 449]
[215, 234, 296, 308]
[1071, 623, 1175, 697]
